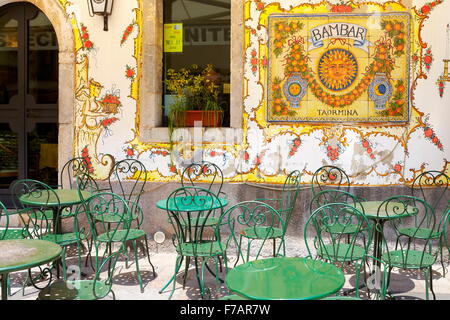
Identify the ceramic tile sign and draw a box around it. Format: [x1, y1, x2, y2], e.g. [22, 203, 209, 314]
[267, 12, 411, 123]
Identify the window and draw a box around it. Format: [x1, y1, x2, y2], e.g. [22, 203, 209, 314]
[162, 0, 231, 127]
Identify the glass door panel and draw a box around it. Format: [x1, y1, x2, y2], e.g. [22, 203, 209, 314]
[27, 123, 58, 187]
[28, 11, 58, 104]
[0, 3, 58, 206]
[0, 123, 18, 189]
[0, 14, 18, 104]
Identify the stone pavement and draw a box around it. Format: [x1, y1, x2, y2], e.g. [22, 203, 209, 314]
[6, 237, 450, 301]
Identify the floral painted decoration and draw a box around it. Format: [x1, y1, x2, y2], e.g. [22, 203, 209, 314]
[80, 23, 94, 51]
[330, 2, 353, 12]
[393, 162, 403, 173]
[288, 138, 301, 157]
[81, 146, 94, 173]
[125, 65, 136, 80]
[324, 142, 344, 162]
[423, 115, 444, 151]
[437, 79, 446, 97]
[101, 117, 119, 137]
[362, 139, 376, 160]
[423, 48, 433, 71]
[121, 22, 135, 46]
[250, 49, 258, 74]
[253, 0, 265, 11]
[124, 146, 135, 159]
[418, 0, 444, 16]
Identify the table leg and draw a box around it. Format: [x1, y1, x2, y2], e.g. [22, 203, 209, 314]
[1, 273, 7, 300]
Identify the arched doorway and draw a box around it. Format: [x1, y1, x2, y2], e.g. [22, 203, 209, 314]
[0, 2, 58, 206]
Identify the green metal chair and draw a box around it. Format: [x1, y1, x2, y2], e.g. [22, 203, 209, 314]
[0, 200, 28, 297]
[108, 158, 147, 212]
[309, 189, 369, 242]
[159, 186, 226, 299]
[59, 157, 90, 190]
[322, 254, 389, 300]
[410, 171, 450, 275]
[216, 200, 286, 300]
[181, 161, 225, 196]
[179, 161, 226, 229]
[83, 188, 154, 294]
[104, 159, 156, 290]
[0, 200, 28, 240]
[37, 192, 129, 300]
[254, 170, 301, 256]
[218, 200, 286, 265]
[376, 195, 450, 300]
[304, 202, 372, 274]
[311, 165, 350, 195]
[10, 179, 87, 280]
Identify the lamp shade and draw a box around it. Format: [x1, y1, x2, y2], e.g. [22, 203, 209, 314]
[89, 0, 114, 15]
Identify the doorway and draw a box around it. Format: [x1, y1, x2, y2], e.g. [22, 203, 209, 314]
[0, 2, 58, 206]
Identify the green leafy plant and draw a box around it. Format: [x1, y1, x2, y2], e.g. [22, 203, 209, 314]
[165, 64, 224, 113]
[164, 64, 225, 148]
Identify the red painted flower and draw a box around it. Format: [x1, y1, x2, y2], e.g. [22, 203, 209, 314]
[394, 163, 402, 172]
[261, 57, 268, 68]
[126, 148, 134, 157]
[125, 65, 135, 79]
[421, 5, 431, 14]
[424, 127, 433, 138]
[362, 140, 369, 148]
[84, 40, 92, 49]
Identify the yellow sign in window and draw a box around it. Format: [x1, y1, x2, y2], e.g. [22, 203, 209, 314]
[164, 23, 183, 53]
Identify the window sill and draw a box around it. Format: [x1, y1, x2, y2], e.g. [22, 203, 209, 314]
[139, 127, 243, 144]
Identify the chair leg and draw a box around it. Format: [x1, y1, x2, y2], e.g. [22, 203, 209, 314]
[142, 236, 156, 277]
[272, 239, 276, 257]
[132, 240, 144, 293]
[429, 267, 436, 300]
[182, 256, 191, 289]
[84, 237, 94, 269]
[158, 255, 182, 300]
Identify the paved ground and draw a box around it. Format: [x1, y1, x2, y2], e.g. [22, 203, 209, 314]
[6, 236, 450, 301]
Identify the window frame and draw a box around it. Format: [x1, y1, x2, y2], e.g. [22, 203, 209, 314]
[138, 0, 243, 143]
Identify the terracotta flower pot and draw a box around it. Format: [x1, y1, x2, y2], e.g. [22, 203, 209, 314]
[173, 110, 223, 127]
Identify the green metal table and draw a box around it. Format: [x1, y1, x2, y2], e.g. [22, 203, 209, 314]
[156, 195, 228, 212]
[19, 189, 92, 234]
[156, 195, 228, 297]
[225, 257, 345, 300]
[0, 239, 62, 300]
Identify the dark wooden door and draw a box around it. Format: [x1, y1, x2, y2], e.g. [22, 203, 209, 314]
[0, 2, 58, 207]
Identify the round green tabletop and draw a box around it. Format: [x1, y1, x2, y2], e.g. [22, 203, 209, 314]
[0, 239, 62, 274]
[19, 189, 92, 207]
[354, 201, 417, 220]
[225, 257, 345, 300]
[156, 196, 228, 212]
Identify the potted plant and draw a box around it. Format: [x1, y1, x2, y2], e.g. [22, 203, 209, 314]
[164, 64, 224, 129]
